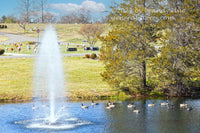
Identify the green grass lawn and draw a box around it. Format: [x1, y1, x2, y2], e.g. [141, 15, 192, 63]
[0, 57, 115, 102]
[0, 58, 34, 101]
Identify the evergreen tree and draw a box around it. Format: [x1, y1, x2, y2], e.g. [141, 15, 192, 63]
[100, 0, 158, 94]
[152, 0, 200, 96]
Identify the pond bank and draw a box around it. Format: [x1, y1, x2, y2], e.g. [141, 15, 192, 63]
[1, 92, 200, 104]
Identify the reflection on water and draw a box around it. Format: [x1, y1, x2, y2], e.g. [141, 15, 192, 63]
[104, 99, 200, 133]
[0, 98, 200, 133]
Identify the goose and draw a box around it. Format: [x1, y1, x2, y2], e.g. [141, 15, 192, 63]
[161, 101, 168, 106]
[32, 104, 39, 110]
[109, 104, 115, 108]
[61, 105, 67, 110]
[127, 103, 135, 108]
[107, 101, 115, 108]
[148, 103, 154, 107]
[106, 104, 112, 110]
[133, 107, 140, 113]
[180, 103, 187, 108]
[81, 103, 89, 109]
[187, 106, 193, 111]
[91, 100, 99, 106]
[161, 102, 168, 106]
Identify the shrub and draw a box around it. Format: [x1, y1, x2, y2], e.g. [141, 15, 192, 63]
[28, 41, 36, 45]
[0, 49, 5, 55]
[85, 54, 90, 58]
[90, 53, 97, 59]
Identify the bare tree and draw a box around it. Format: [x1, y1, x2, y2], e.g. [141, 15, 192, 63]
[17, 0, 34, 23]
[40, 0, 46, 23]
[60, 14, 79, 24]
[44, 12, 57, 23]
[77, 8, 91, 24]
[35, 0, 47, 23]
[78, 23, 105, 48]
[17, 0, 34, 31]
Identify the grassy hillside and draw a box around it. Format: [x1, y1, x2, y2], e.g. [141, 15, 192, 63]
[0, 23, 108, 45]
[0, 57, 116, 102]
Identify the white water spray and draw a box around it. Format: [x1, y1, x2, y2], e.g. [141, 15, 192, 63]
[33, 25, 65, 123]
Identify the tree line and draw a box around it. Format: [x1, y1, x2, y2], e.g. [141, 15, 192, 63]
[0, 0, 108, 24]
[100, 0, 200, 97]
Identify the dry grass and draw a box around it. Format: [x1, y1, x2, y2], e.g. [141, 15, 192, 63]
[0, 36, 8, 42]
[0, 23, 107, 44]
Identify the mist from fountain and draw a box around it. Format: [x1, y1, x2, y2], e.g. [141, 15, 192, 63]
[33, 25, 66, 123]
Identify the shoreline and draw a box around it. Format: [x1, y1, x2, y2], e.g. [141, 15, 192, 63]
[1, 94, 199, 104]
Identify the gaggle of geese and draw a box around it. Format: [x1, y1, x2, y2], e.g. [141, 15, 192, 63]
[32, 100, 193, 113]
[81, 100, 193, 113]
[81, 100, 117, 110]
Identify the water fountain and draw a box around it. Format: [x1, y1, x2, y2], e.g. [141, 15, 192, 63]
[33, 25, 66, 125]
[16, 25, 92, 130]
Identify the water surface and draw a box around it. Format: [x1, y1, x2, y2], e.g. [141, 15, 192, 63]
[0, 98, 200, 133]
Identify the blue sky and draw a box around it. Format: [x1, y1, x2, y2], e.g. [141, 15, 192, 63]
[0, 0, 123, 19]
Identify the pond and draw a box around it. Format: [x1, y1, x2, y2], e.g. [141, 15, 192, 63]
[0, 98, 200, 133]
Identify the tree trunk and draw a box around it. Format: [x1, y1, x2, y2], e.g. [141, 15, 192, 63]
[26, 0, 30, 23]
[142, 0, 147, 90]
[41, 0, 44, 23]
[142, 60, 147, 90]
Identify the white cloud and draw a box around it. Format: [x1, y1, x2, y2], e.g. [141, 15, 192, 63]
[82, 0, 106, 12]
[49, 0, 106, 15]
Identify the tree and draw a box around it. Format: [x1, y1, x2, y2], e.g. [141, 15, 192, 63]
[43, 12, 57, 23]
[60, 13, 80, 24]
[33, 0, 48, 23]
[5, 16, 17, 23]
[1, 16, 7, 23]
[100, 0, 158, 94]
[39, 0, 46, 23]
[151, 0, 200, 96]
[60, 9, 91, 24]
[77, 8, 91, 24]
[17, 0, 34, 23]
[17, 0, 34, 31]
[78, 23, 105, 48]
